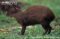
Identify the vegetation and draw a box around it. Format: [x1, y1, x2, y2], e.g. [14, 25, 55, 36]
[0, 0, 60, 39]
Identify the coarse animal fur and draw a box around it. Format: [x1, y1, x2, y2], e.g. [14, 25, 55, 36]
[6, 6, 55, 35]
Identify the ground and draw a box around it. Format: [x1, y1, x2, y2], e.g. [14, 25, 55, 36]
[0, 0, 60, 39]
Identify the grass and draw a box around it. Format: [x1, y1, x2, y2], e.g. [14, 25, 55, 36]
[0, 0, 60, 39]
[0, 25, 60, 39]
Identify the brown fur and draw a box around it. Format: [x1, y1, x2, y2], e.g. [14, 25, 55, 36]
[6, 6, 55, 35]
[0, 3, 21, 12]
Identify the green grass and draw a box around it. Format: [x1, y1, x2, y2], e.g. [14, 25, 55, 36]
[0, 0, 60, 39]
[0, 25, 60, 39]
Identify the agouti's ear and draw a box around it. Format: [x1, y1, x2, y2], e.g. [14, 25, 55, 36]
[15, 6, 20, 10]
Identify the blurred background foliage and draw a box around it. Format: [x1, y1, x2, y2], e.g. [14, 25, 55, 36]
[0, 0, 60, 39]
